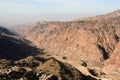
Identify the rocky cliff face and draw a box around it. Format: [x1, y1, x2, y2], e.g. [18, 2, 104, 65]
[12, 10, 120, 78]
[102, 42, 120, 74]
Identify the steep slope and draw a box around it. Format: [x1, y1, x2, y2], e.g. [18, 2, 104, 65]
[12, 19, 120, 65]
[12, 10, 120, 72]
[0, 26, 16, 36]
[102, 42, 120, 74]
[0, 26, 99, 80]
[0, 26, 43, 60]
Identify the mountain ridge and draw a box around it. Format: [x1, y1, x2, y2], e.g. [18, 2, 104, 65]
[75, 9, 120, 21]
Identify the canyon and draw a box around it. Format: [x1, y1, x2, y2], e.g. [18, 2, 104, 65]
[0, 9, 120, 80]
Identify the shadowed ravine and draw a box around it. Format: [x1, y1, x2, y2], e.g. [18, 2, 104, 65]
[0, 26, 44, 60]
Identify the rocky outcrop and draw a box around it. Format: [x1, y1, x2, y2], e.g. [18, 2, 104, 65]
[37, 58, 88, 80]
[0, 57, 98, 80]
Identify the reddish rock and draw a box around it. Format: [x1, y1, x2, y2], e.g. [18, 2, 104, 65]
[12, 9, 120, 71]
[103, 42, 120, 74]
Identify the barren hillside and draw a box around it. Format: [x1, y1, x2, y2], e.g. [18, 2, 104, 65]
[11, 10, 120, 79]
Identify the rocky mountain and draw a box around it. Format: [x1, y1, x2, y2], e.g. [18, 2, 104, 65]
[12, 10, 120, 62]
[0, 26, 102, 80]
[11, 10, 120, 79]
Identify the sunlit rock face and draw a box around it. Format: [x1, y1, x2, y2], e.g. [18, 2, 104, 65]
[12, 10, 120, 75]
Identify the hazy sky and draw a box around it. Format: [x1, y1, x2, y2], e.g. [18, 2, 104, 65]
[0, 0, 120, 27]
